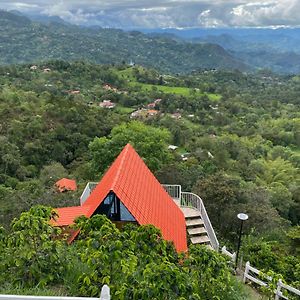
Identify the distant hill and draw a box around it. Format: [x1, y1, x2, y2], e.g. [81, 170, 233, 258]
[0, 10, 248, 73]
[142, 27, 300, 74]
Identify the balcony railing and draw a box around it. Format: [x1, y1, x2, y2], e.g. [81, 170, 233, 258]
[80, 182, 98, 205]
[162, 184, 219, 251]
[80, 182, 219, 251]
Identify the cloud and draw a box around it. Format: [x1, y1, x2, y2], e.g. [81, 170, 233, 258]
[230, 1, 300, 26]
[1, 0, 300, 28]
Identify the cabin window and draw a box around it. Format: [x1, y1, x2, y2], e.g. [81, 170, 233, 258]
[94, 192, 136, 222]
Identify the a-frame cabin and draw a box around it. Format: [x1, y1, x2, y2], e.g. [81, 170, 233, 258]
[53, 144, 187, 252]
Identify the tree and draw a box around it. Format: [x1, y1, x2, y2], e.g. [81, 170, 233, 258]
[39, 162, 68, 187]
[88, 121, 172, 178]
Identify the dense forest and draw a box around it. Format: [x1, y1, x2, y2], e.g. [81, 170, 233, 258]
[0, 61, 299, 298]
[0, 10, 247, 74]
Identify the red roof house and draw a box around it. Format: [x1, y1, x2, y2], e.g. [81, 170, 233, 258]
[55, 178, 77, 193]
[53, 144, 187, 252]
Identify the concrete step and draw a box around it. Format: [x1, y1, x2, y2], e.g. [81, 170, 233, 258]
[190, 235, 210, 245]
[186, 219, 204, 227]
[188, 227, 207, 236]
[181, 207, 201, 218]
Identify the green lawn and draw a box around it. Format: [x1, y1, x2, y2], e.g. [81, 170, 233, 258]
[117, 68, 221, 101]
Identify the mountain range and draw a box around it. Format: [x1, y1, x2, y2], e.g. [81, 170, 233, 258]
[1, 10, 300, 74]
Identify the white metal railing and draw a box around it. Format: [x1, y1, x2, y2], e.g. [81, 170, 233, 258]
[80, 182, 98, 205]
[0, 285, 110, 300]
[181, 192, 219, 251]
[162, 184, 181, 200]
[162, 185, 219, 251]
[244, 261, 300, 300]
[181, 192, 201, 211]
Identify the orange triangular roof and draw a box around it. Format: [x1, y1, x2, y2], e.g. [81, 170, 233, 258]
[55, 178, 77, 192]
[55, 144, 187, 252]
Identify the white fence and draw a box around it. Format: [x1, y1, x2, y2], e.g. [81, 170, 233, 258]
[221, 246, 236, 263]
[244, 261, 300, 300]
[0, 285, 110, 300]
[222, 248, 300, 299]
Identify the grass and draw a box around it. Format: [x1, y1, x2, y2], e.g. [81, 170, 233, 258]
[117, 68, 221, 101]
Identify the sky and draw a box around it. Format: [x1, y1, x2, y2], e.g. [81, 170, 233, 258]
[1, 0, 300, 28]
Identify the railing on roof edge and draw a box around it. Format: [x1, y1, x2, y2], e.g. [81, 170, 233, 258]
[162, 184, 219, 251]
[80, 182, 98, 205]
[162, 184, 181, 200]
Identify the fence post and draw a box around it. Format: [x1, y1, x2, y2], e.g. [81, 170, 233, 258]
[232, 252, 236, 263]
[275, 280, 282, 300]
[243, 261, 250, 283]
[100, 285, 110, 300]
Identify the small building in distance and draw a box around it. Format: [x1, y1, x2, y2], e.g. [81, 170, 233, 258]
[30, 65, 38, 70]
[99, 100, 116, 109]
[103, 84, 118, 92]
[171, 112, 182, 120]
[168, 145, 178, 151]
[43, 68, 51, 73]
[55, 178, 77, 193]
[69, 90, 81, 95]
[130, 109, 159, 119]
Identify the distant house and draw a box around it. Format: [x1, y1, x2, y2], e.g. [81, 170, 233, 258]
[130, 109, 143, 119]
[69, 90, 80, 95]
[52, 144, 187, 252]
[168, 145, 178, 151]
[130, 109, 159, 119]
[103, 84, 118, 92]
[181, 153, 190, 161]
[55, 178, 77, 193]
[171, 112, 182, 120]
[99, 100, 116, 109]
[30, 65, 38, 70]
[43, 68, 51, 73]
[147, 109, 159, 117]
[147, 98, 162, 109]
[147, 102, 156, 108]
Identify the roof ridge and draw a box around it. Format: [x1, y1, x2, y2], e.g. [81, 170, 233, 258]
[111, 144, 130, 189]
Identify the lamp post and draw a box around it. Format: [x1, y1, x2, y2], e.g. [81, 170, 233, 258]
[235, 213, 248, 270]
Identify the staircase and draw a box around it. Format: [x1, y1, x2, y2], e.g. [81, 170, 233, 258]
[182, 207, 211, 247]
[162, 184, 219, 251]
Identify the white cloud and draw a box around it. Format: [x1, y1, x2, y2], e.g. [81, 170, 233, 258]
[1, 0, 300, 28]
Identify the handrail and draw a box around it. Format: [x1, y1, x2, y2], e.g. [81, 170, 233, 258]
[162, 184, 181, 200]
[181, 192, 219, 251]
[162, 184, 219, 251]
[80, 182, 98, 205]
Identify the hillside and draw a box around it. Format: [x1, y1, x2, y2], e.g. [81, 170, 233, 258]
[0, 61, 299, 296]
[0, 10, 248, 73]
